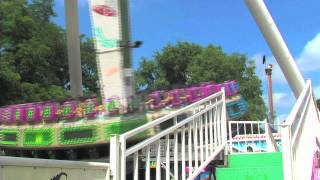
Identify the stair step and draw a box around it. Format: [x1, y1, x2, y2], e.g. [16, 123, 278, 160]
[228, 152, 282, 168]
[216, 153, 283, 180]
[216, 166, 283, 180]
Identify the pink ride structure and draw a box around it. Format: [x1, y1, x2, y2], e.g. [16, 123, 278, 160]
[145, 80, 241, 111]
[0, 80, 245, 126]
[0, 79, 247, 161]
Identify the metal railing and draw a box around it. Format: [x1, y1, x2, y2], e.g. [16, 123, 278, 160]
[281, 80, 320, 180]
[228, 121, 280, 154]
[109, 90, 228, 180]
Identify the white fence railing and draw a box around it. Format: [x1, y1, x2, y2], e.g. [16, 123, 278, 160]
[0, 156, 110, 180]
[281, 80, 320, 180]
[228, 121, 280, 154]
[110, 90, 227, 180]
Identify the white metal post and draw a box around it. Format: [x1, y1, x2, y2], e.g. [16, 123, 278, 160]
[133, 153, 139, 180]
[181, 126, 186, 180]
[265, 122, 278, 152]
[146, 145, 151, 180]
[205, 111, 209, 158]
[281, 125, 293, 180]
[105, 168, 111, 180]
[120, 136, 127, 180]
[209, 109, 214, 153]
[173, 117, 179, 179]
[194, 119, 199, 168]
[245, 0, 305, 98]
[200, 114, 204, 163]
[221, 89, 228, 154]
[165, 135, 170, 180]
[110, 135, 120, 180]
[156, 141, 161, 180]
[65, 0, 83, 97]
[228, 121, 233, 154]
[188, 123, 193, 177]
[214, 99, 218, 149]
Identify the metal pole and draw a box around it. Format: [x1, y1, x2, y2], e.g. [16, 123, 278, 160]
[265, 64, 274, 124]
[245, 0, 305, 98]
[119, 0, 135, 103]
[119, 0, 132, 69]
[65, 0, 83, 97]
[110, 135, 120, 180]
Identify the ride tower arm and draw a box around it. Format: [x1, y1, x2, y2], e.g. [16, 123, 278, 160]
[245, 0, 305, 98]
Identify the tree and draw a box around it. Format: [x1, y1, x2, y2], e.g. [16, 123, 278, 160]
[80, 36, 99, 96]
[134, 58, 159, 91]
[0, 0, 98, 106]
[135, 42, 203, 90]
[317, 99, 320, 110]
[135, 42, 267, 121]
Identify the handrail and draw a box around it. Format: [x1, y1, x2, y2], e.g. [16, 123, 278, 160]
[291, 92, 311, 144]
[228, 120, 280, 153]
[126, 101, 223, 156]
[284, 81, 311, 126]
[265, 122, 279, 152]
[122, 91, 222, 139]
[110, 90, 227, 180]
[281, 80, 320, 180]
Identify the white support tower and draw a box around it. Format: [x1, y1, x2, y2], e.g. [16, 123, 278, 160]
[65, 0, 83, 98]
[64, 0, 135, 105]
[89, 0, 134, 109]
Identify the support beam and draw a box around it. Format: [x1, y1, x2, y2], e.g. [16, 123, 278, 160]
[65, 0, 83, 98]
[119, 0, 132, 68]
[246, 0, 305, 98]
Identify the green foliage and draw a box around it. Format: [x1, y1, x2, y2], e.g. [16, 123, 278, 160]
[135, 42, 267, 121]
[135, 42, 203, 90]
[134, 58, 159, 90]
[80, 36, 99, 96]
[0, 0, 98, 106]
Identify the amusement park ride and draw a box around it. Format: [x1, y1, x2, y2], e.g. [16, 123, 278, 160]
[0, 0, 248, 159]
[1, 0, 319, 180]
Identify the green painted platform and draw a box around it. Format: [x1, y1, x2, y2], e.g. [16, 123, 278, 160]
[216, 152, 283, 180]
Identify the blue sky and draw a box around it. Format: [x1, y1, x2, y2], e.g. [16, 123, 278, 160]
[53, 0, 320, 122]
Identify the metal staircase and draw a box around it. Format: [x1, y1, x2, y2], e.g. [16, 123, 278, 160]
[109, 89, 228, 180]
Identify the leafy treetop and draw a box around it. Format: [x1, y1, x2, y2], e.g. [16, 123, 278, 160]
[135, 42, 267, 121]
[0, 0, 98, 106]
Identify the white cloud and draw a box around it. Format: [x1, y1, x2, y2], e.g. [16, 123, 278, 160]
[297, 33, 320, 72]
[273, 92, 295, 109]
[252, 33, 320, 85]
[273, 92, 287, 104]
[262, 91, 295, 121]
